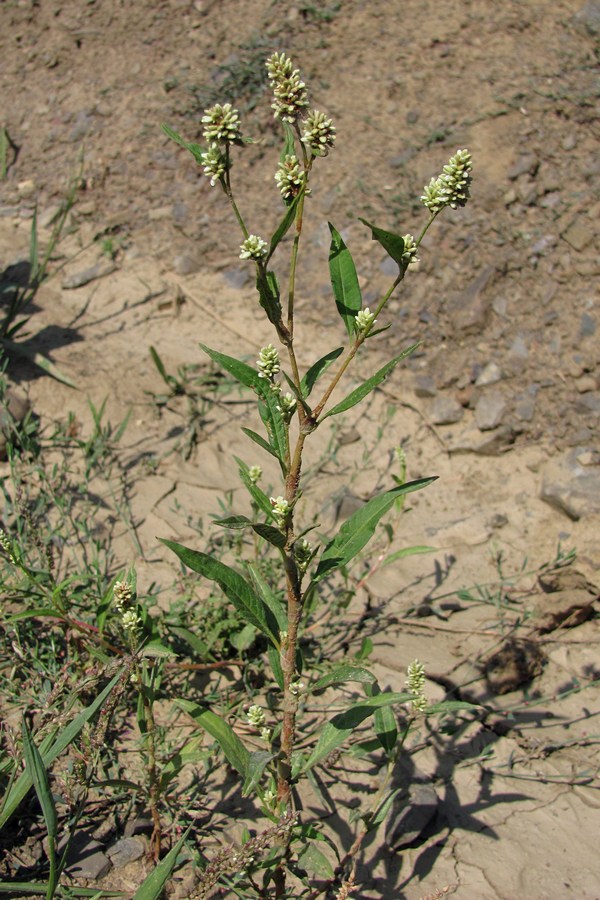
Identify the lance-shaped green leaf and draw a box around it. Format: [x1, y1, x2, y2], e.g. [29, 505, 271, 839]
[311, 478, 437, 585]
[301, 692, 413, 772]
[161, 539, 279, 644]
[247, 563, 287, 633]
[321, 345, 419, 420]
[365, 682, 398, 755]
[242, 427, 281, 462]
[257, 383, 288, 469]
[22, 717, 58, 842]
[216, 514, 286, 550]
[199, 344, 260, 391]
[174, 700, 249, 778]
[0, 672, 121, 829]
[301, 347, 344, 398]
[310, 665, 377, 693]
[133, 827, 190, 900]
[161, 123, 205, 165]
[235, 457, 274, 517]
[242, 750, 274, 797]
[328, 223, 362, 339]
[256, 269, 283, 326]
[359, 218, 405, 268]
[425, 700, 480, 715]
[268, 192, 301, 259]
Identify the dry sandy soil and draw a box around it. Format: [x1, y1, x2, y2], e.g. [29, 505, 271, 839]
[1, 0, 599, 898]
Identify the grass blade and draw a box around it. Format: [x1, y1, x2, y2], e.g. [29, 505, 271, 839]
[132, 828, 190, 900]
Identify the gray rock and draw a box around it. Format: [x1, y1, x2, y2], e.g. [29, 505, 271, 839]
[475, 361, 502, 387]
[414, 374, 437, 398]
[474, 390, 507, 431]
[386, 781, 439, 849]
[449, 424, 515, 456]
[430, 395, 464, 425]
[540, 447, 600, 520]
[62, 261, 117, 289]
[580, 313, 596, 337]
[514, 389, 537, 422]
[446, 266, 494, 335]
[573, 1, 600, 35]
[106, 836, 146, 868]
[507, 154, 539, 180]
[124, 816, 153, 837]
[173, 253, 200, 276]
[562, 221, 594, 251]
[576, 391, 600, 413]
[60, 832, 111, 880]
[221, 267, 250, 289]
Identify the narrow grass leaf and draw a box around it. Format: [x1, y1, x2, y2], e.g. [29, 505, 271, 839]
[382, 545, 435, 567]
[0, 673, 121, 829]
[312, 478, 437, 584]
[161, 539, 279, 644]
[132, 827, 190, 900]
[359, 218, 405, 268]
[425, 700, 480, 715]
[174, 700, 250, 778]
[21, 718, 57, 838]
[302, 692, 413, 772]
[322, 346, 419, 420]
[310, 665, 376, 693]
[328, 223, 362, 339]
[301, 347, 344, 398]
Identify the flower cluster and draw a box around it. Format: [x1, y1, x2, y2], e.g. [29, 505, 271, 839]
[266, 52, 309, 123]
[277, 391, 297, 423]
[201, 102, 242, 145]
[201, 145, 226, 186]
[247, 704, 271, 742]
[270, 496, 289, 528]
[421, 149, 472, 213]
[248, 465, 262, 484]
[294, 537, 313, 573]
[257, 344, 280, 380]
[355, 307, 376, 334]
[401, 233, 419, 265]
[113, 580, 133, 612]
[302, 109, 336, 157]
[240, 234, 268, 261]
[406, 659, 428, 713]
[275, 154, 307, 202]
[0, 529, 15, 564]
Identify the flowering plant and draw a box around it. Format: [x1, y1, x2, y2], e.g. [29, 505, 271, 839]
[160, 53, 475, 897]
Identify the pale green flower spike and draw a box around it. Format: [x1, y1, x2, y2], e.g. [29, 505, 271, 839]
[406, 659, 428, 713]
[421, 149, 472, 213]
[302, 109, 336, 157]
[260, 726, 271, 742]
[277, 391, 297, 421]
[247, 705, 266, 728]
[201, 144, 226, 186]
[122, 609, 141, 632]
[270, 496, 290, 527]
[355, 307, 376, 334]
[294, 537, 312, 572]
[0, 529, 15, 564]
[401, 234, 419, 264]
[248, 465, 262, 484]
[266, 53, 309, 123]
[240, 234, 268, 261]
[201, 102, 242, 144]
[257, 344, 280, 380]
[275, 154, 307, 201]
[289, 679, 305, 696]
[113, 580, 133, 612]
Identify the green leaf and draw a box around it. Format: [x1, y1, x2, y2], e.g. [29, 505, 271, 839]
[322, 345, 419, 420]
[161, 539, 279, 644]
[257, 383, 288, 469]
[140, 640, 175, 659]
[312, 477, 437, 584]
[0, 338, 77, 388]
[301, 347, 344, 398]
[174, 700, 249, 778]
[301, 692, 413, 772]
[132, 827, 190, 900]
[234, 458, 274, 517]
[368, 786, 402, 831]
[0, 885, 124, 896]
[169, 626, 211, 659]
[374, 705, 397, 756]
[328, 223, 362, 339]
[161, 122, 205, 164]
[256, 269, 283, 326]
[247, 564, 287, 633]
[217, 514, 286, 551]
[199, 344, 259, 391]
[242, 750, 274, 797]
[425, 700, 480, 715]
[310, 665, 376, 693]
[269, 193, 301, 259]
[0, 673, 121, 829]
[21, 717, 57, 839]
[382, 545, 435, 567]
[268, 643, 285, 690]
[359, 218, 405, 268]
[241, 427, 281, 462]
[297, 842, 334, 879]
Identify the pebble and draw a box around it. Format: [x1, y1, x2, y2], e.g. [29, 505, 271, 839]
[446, 266, 494, 335]
[221, 267, 250, 289]
[474, 389, 507, 431]
[172, 253, 200, 276]
[413, 374, 437, 398]
[540, 446, 600, 519]
[60, 832, 111, 880]
[475, 361, 502, 387]
[430, 395, 464, 425]
[575, 374, 597, 393]
[17, 179, 36, 198]
[62, 260, 117, 289]
[562, 221, 594, 251]
[579, 313, 596, 337]
[507, 154, 539, 180]
[573, 1, 600, 35]
[106, 836, 146, 868]
[449, 424, 515, 455]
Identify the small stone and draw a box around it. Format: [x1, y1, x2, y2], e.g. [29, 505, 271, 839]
[430, 395, 464, 425]
[576, 391, 600, 413]
[580, 313, 596, 337]
[573, 1, 600, 35]
[530, 234, 557, 256]
[17, 179, 36, 198]
[124, 816, 153, 838]
[446, 266, 494, 335]
[575, 374, 597, 393]
[562, 221, 594, 251]
[449, 424, 515, 456]
[485, 638, 546, 694]
[59, 832, 111, 881]
[172, 254, 200, 276]
[221, 267, 249, 289]
[62, 260, 117, 289]
[475, 361, 502, 387]
[514, 390, 537, 422]
[39, 204, 63, 229]
[541, 447, 600, 519]
[106, 836, 146, 868]
[507, 154, 539, 180]
[413, 374, 437, 398]
[474, 390, 507, 431]
[533, 568, 598, 633]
